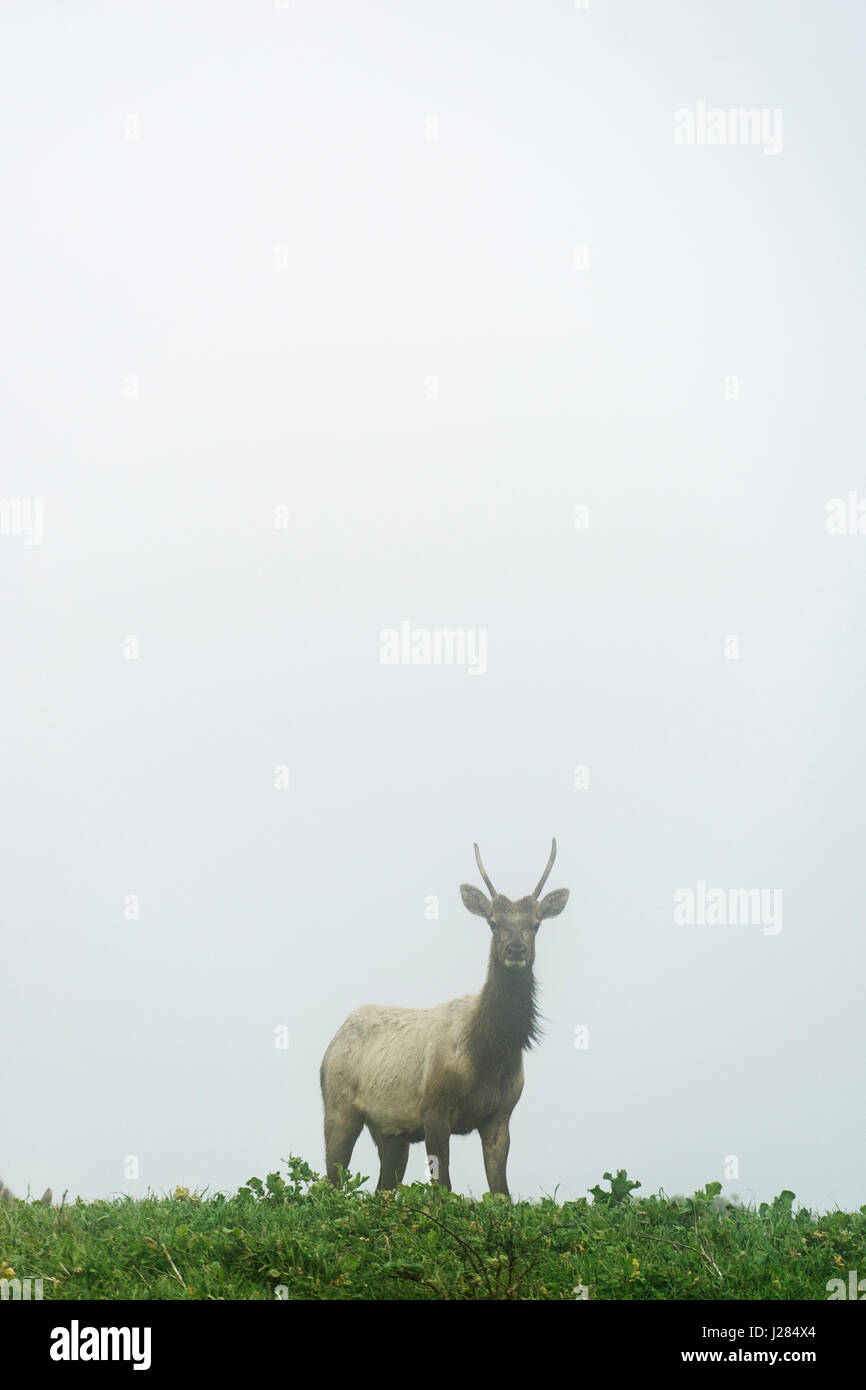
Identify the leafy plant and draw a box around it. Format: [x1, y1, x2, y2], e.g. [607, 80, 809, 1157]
[589, 1170, 642, 1208]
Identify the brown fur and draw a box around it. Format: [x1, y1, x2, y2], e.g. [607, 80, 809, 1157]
[320, 841, 569, 1195]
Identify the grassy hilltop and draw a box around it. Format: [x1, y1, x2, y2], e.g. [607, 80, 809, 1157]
[1, 1158, 863, 1300]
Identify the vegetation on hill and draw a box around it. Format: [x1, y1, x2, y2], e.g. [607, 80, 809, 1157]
[1, 1158, 863, 1300]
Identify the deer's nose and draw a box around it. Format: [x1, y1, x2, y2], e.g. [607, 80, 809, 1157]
[506, 943, 527, 959]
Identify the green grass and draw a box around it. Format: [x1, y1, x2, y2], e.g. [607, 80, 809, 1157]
[1, 1159, 864, 1300]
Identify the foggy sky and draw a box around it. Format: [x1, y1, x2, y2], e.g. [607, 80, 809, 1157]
[1, 0, 864, 1214]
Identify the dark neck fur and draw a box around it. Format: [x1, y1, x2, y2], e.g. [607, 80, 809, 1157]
[467, 952, 541, 1075]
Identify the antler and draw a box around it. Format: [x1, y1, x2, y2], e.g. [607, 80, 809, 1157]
[474, 843, 497, 897]
[532, 837, 557, 898]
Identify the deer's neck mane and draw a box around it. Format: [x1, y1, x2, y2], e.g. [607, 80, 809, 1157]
[466, 955, 541, 1077]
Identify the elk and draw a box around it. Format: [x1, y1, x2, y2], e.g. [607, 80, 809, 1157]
[320, 839, 570, 1196]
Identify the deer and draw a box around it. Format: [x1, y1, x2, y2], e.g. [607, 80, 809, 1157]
[320, 838, 570, 1196]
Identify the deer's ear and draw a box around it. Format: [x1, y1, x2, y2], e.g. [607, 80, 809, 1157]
[460, 884, 492, 918]
[537, 888, 569, 920]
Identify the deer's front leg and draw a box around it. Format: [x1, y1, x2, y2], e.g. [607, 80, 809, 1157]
[478, 1113, 511, 1196]
[423, 1114, 452, 1190]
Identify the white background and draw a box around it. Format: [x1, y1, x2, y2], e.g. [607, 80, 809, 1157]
[1, 0, 864, 1210]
